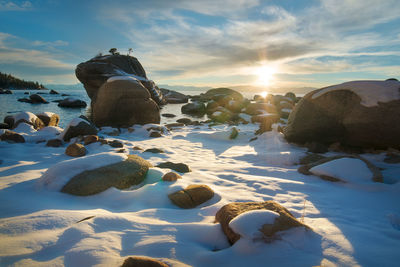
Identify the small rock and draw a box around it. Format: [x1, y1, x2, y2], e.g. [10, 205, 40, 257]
[108, 140, 123, 148]
[65, 143, 87, 157]
[144, 148, 164, 153]
[29, 94, 48, 104]
[132, 146, 143, 151]
[156, 162, 191, 173]
[384, 152, 400, 164]
[58, 98, 87, 108]
[83, 135, 99, 145]
[149, 131, 162, 138]
[121, 256, 168, 267]
[0, 123, 10, 129]
[46, 139, 63, 147]
[49, 89, 59, 94]
[229, 127, 239, 139]
[117, 148, 126, 153]
[165, 123, 185, 129]
[176, 118, 192, 125]
[161, 113, 176, 118]
[169, 184, 214, 208]
[0, 130, 25, 143]
[162, 172, 182, 182]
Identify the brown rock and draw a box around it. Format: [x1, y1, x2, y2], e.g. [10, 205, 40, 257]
[149, 131, 162, 138]
[245, 103, 277, 115]
[169, 184, 214, 208]
[0, 130, 25, 143]
[215, 201, 309, 244]
[121, 256, 168, 267]
[108, 140, 123, 148]
[46, 139, 63, 147]
[162, 172, 182, 182]
[83, 135, 99, 145]
[37, 113, 60, 127]
[65, 143, 87, 157]
[61, 155, 152, 196]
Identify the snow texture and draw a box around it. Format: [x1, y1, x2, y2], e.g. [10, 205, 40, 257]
[13, 111, 37, 124]
[312, 80, 400, 107]
[229, 210, 280, 239]
[309, 158, 373, 183]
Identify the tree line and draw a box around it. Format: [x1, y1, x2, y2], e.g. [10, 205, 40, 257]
[0, 72, 44, 90]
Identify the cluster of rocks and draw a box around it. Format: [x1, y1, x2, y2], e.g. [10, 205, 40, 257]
[180, 87, 298, 134]
[0, 88, 12, 94]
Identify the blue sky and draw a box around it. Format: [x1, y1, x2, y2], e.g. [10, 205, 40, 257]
[0, 0, 399, 90]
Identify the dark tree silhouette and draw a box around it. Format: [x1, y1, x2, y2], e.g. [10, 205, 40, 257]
[0, 72, 44, 89]
[109, 48, 118, 55]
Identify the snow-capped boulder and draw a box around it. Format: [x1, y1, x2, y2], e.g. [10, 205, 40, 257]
[0, 130, 25, 143]
[298, 155, 383, 183]
[77, 56, 162, 127]
[61, 117, 98, 141]
[215, 201, 309, 244]
[168, 184, 214, 209]
[36, 112, 60, 127]
[5, 112, 44, 130]
[92, 78, 160, 127]
[40, 153, 152, 196]
[284, 80, 400, 149]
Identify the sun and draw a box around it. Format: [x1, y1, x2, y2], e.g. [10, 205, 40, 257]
[255, 65, 277, 86]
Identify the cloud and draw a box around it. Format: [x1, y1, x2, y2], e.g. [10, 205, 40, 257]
[0, 1, 32, 11]
[32, 40, 69, 47]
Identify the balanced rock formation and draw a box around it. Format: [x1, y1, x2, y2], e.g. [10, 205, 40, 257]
[61, 155, 152, 196]
[284, 80, 400, 149]
[215, 201, 309, 244]
[76, 54, 163, 127]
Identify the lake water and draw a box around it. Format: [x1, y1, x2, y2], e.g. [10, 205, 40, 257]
[0, 88, 284, 128]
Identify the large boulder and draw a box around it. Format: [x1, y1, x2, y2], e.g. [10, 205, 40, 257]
[58, 97, 87, 108]
[181, 102, 206, 116]
[201, 88, 244, 102]
[92, 78, 160, 127]
[284, 80, 400, 149]
[61, 155, 152, 196]
[215, 201, 309, 244]
[75, 54, 163, 127]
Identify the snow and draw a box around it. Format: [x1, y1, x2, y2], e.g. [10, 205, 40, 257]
[229, 210, 280, 239]
[37, 111, 55, 118]
[281, 108, 292, 113]
[0, 118, 400, 266]
[107, 75, 140, 83]
[312, 80, 400, 107]
[309, 158, 373, 183]
[13, 111, 37, 124]
[39, 152, 127, 191]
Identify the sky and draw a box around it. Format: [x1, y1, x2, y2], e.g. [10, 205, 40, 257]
[0, 0, 399, 91]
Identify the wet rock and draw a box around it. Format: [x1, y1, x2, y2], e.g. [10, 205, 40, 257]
[108, 140, 123, 148]
[156, 162, 191, 173]
[160, 88, 189, 104]
[149, 131, 162, 138]
[58, 97, 87, 108]
[49, 89, 59, 94]
[215, 201, 309, 244]
[61, 155, 152, 196]
[161, 113, 176, 118]
[169, 185, 214, 209]
[65, 143, 87, 157]
[181, 102, 206, 116]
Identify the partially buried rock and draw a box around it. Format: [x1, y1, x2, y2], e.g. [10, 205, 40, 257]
[62, 118, 98, 141]
[169, 185, 214, 208]
[46, 138, 63, 147]
[121, 256, 168, 267]
[83, 135, 99, 145]
[176, 118, 192, 125]
[144, 148, 164, 153]
[5, 111, 45, 130]
[156, 162, 191, 173]
[162, 172, 181, 182]
[36, 112, 60, 127]
[298, 155, 383, 183]
[65, 143, 87, 157]
[149, 131, 162, 138]
[229, 127, 239, 139]
[215, 201, 309, 244]
[58, 97, 87, 108]
[161, 113, 176, 118]
[108, 139, 123, 148]
[0, 130, 25, 143]
[61, 155, 152, 196]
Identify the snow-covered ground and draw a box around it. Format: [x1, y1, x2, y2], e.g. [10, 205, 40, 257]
[1, 120, 400, 267]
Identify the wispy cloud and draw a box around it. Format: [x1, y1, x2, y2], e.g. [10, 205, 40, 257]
[0, 1, 32, 11]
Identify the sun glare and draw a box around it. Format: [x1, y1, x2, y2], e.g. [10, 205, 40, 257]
[255, 65, 277, 86]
